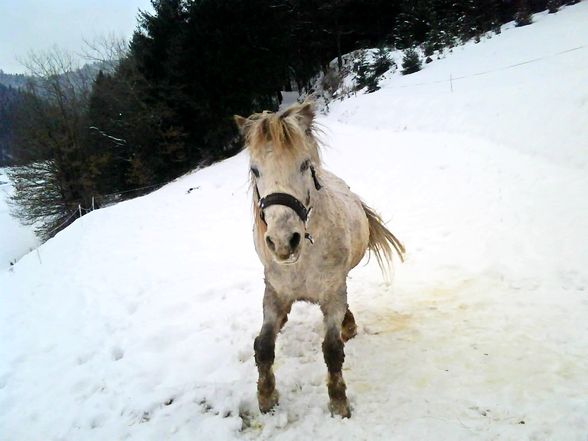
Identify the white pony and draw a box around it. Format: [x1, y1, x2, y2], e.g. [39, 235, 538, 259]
[235, 101, 404, 417]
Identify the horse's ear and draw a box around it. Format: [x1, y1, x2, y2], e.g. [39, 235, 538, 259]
[281, 100, 315, 131]
[296, 101, 315, 130]
[234, 115, 249, 135]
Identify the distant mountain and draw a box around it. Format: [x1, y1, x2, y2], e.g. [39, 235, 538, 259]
[0, 71, 30, 89]
[0, 61, 113, 91]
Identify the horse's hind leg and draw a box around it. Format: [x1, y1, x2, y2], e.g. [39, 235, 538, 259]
[321, 293, 351, 418]
[341, 307, 357, 342]
[254, 284, 290, 413]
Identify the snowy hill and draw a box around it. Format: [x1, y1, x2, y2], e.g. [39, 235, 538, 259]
[1, 4, 588, 440]
[0, 169, 38, 270]
[326, 3, 588, 171]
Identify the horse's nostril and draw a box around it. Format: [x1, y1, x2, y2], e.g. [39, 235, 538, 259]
[289, 232, 301, 251]
[266, 236, 275, 251]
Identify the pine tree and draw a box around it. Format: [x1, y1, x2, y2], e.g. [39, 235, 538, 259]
[372, 48, 393, 77]
[515, 0, 533, 26]
[393, 1, 434, 49]
[353, 53, 371, 91]
[129, 0, 292, 172]
[547, 0, 561, 13]
[401, 48, 422, 75]
[352, 48, 394, 93]
[0, 84, 23, 166]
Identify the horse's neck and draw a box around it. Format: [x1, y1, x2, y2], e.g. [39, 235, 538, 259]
[307, 170, 344, 231]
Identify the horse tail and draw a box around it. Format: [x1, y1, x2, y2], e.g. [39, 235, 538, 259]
[362, 202, 406, 272]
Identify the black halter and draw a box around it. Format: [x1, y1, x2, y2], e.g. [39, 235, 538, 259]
[255, 165, 322, 226]
[259, 192, 310, 224]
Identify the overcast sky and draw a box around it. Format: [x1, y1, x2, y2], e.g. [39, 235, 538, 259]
[0, 0, 153, 74]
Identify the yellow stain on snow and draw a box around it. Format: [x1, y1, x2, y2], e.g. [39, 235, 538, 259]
[374, 311, 414, 334]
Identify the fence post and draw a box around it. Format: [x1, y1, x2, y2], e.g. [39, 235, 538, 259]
[450, 73, 453, 93]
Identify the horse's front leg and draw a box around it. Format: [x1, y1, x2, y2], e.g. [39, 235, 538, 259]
[254, 284, 290, 413]
[321, 293, 351, 418]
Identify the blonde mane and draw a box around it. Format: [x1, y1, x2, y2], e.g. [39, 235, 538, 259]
[238, 102, 322, 165]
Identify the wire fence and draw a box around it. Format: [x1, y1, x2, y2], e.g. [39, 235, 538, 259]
[45, 207, 81, 236]
[100, 182, 164, 199]
[45, 180, 171, 237]
[394, 44, 586, 90]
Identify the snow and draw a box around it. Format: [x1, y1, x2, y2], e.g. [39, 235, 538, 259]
[1, 3, 588, 440]
[0, 169, 38, 270]
[330, 8, 588, 170]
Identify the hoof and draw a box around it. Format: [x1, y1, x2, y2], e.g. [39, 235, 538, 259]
[258, 390, 279, 414]
[341, 310, 357, 342]
[341, 323, 357, 342]
[329, 399, 351, 418]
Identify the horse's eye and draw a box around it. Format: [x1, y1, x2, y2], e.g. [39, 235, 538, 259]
[250, 167, 260, 178]
[300, 160, 310, 173]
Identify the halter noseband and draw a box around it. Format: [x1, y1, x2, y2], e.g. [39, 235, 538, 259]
[255, 166, 322, 243]
[259, 193, 310, 224]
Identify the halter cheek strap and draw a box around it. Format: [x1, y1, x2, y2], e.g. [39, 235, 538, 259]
[311, 165, 322, 191]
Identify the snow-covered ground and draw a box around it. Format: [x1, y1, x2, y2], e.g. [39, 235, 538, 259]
[1, 4, 588, 440]
[0, 169, 38, 270]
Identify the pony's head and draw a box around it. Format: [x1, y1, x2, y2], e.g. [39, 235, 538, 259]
[235, 101, 322, 265]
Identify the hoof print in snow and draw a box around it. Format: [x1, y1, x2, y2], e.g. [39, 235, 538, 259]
[199, 398, 214, 414]
[76, 353, 93, 365]
[239, 407, 257, 431]
[198, 398, 224, 417]
[111, 346, 124, 361]
[470, 406, 492, 418]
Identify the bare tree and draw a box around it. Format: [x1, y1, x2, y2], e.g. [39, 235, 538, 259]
[80, 33, 129, 72]
[8, 48, 103, 240]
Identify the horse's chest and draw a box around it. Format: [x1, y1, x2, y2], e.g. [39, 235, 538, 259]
[267, 270, 332, 303]
[265, 250, 347, 303]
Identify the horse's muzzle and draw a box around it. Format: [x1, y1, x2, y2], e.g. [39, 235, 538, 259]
[265, 231, 301, 264]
